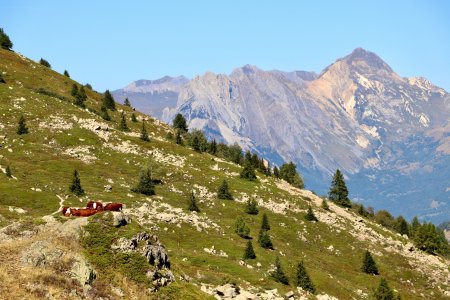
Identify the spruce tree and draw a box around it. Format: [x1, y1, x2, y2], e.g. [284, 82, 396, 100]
[295, 261, 315, 294]
[245, 198, 259, 215]
[270, 256, 289, 285]
[118, 112, 129, 131]
[240, 162, 257, 181]
[261, 213, 270, 231]
[102, 90, 116, 110]
[64, 70, 70, 77]
[0, 28, 13, 50]
[235, 217, 250, 238]
[217, 180, 233, 200]
[69, 169, 85, 196]
[5, 165, 12, 178]
[258, 229, 273, 249]
[173, 113, 188, 133]
[243, 240, 256, 259]
[140, 121, 150, 142]
[17, 115, 29, 135]
[175, 130, 183, 145]
[373, 278, 395, 300]
[395, 216, 409, 236]
[362, 250, 379, 275]
[192, 135, 200, 151]
[85, 83, 92, 90]
[78, 86, 87, 101]
[279, 162, 304, 189]
[39, 58, 51, 68]
[321, 199, 330, 211]
[131, 113, 138, 122]
[71, 84, 79, 96]
[410, 216, 420, 238]
[208, 139, 217, 155]
[100, 105, 111, 121]
[124, 98, 131, 107]
[305, 206, 318, 222]
[131, 168, 155, 195]
[328, 169, 351, 207]
[273, 166, 280, 178]
[188, 191, 199, 212]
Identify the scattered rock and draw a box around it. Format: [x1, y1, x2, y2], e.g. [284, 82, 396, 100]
[70, 256, 96, 285]
[20, 240, 64, 267]
[104, 184, 113, 192]
[112, 211, 131, 227]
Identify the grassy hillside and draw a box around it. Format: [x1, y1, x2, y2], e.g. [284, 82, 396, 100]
[0, 48, 449, 299]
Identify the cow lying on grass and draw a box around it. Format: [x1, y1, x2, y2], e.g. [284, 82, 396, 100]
[62, 201, 123, 217]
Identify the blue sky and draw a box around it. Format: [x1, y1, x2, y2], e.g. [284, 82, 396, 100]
[1, 0, 449, 92]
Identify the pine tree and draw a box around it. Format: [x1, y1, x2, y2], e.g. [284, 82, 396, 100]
[305, 206, 318, 222]
[192, 135, 200, 151]
[258, 229, 273, 249]
[279, 162, 304, 189]
[373, 278, 395, 300]
[173, 113, 188, 133]
[78, 86, 87, 101]
[235, 217, 250, 238]
[261, 213, 270, 231]
[5, 165, 12, 178]
[102, 90, 116, 110]
[140, 121, 150, 141]
[240, 162, 257, 181]
[217, 180, 233, 200]
[270, 256, 289, 285]
[362, 250, 379, 275]
[188, 191, 199, 212]
[39, 58, 51, 68]
[245, 198, 259, 215]
[410, 216, 420, 238]
[71, 84, 78, 98]
[85, 83, 92, 90]
[321, 199, 330, 211]
[273, 166, 280, 178]
[100, 105, 111, 121]
[17, 115, 29, 135]
[64, 70, 70, 77]
[69, 169, 85, 196]
[131, 113, 138, 122]
[208, 139, 217, 155]
[118, 112, 129, 131]
[131, 168, 155, 195]
[175, 130, 183, 145]
[295, 261, 315, 294]
[0, 28, 13, 50]
[124, 98, 131, 107]
[328, 169, 351, 207]
[243, 240, 256, 259]
[395, 216, 409, 236]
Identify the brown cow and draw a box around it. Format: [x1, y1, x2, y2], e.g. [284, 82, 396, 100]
[70, 208, 98, 217]
[104, 203, 123, 212]
[86, 201, 103, 210]
[62, 206, 71, 216]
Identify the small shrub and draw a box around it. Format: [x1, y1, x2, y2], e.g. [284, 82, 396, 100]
[17, 115, 29, 135]
[39, 58, 51, 68]
[245, 198, 258, 215]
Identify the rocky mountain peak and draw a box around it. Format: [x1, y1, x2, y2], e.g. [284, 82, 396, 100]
[343, 47, 393, 73]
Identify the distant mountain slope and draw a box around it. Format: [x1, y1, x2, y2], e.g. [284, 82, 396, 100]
[161, 48, 450, 223]
[113, 76, 188, 119]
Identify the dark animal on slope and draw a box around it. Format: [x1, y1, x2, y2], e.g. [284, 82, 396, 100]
[86, 201, 103, 210]
[104, 202, 123, 212]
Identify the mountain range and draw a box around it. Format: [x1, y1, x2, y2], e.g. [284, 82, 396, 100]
[114, 48, 450, 224]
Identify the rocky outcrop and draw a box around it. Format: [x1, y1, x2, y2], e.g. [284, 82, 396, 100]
[20, 240, 63, 267]
[70, 256, 97, 285]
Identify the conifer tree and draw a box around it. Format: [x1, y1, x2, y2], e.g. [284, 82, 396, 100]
[131, 113, 138, 122]
[173, 113, 188, 133]
[235, 217, 250, 238]
[188, 191, 199, 212]
[17, 115, 29, 135]
[395, 216, 409, 236]
[192, 135, 200, 151]
[69, 169, 85, 196]
[305, 206, 318, 222]
[261, 213, 270, 231]
[85, 83, 93, 90]
[295, 261, 315, 294]
[100, 105, 111, 121]
[245, 198, 259, 215]
[328, 169, 351, 207]
[131, 168, 155, 195]
[279, 162, 304, 189]
[5, 165, 12, 178]
[208, 139, 217, 155]
[140, 121, 150, 141]
[273, 166, 280, 178]
[64, 70, 70, 77]
[373, 278, 395, 300]
[321, 199, 330, 211]
[0, 73, 5, 84]
[362, 250, 379, 275]
[240, 162, 257, 181]
[270, 256, 289, 285]
[102, 90, 116, 110]
[243, 240, 256, 259]
[410, 216, 420, 237]
[124, 98, 131, 106]
[217, 180, 233, 200]
[39, 58, 51, 68]
[258, 229, 273, 249]
[175, 130, 183, 145]
[78, 86, 87, 101]
[118, 112, 129, 131]
[0, 28, 13, 50]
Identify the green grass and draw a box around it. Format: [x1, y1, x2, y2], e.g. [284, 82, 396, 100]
[0, 48, 449, 299]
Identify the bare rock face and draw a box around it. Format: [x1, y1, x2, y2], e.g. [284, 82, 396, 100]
[112, 211, 131, 227]
[20, 240, 64, 267]
[70, 256, 97, 286]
